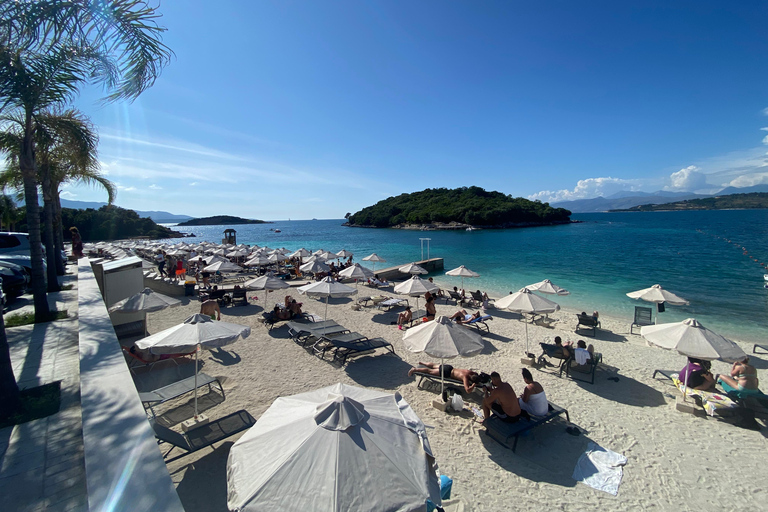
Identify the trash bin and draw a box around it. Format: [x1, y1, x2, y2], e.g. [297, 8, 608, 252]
[185, 283, 195, 297]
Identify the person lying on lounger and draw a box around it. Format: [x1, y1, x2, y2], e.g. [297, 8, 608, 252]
[518, 368, 549, 416]
[408, 363, 484, 394]
[717, 357, 761, 395]
[450, 309, 483, 324]
[482, 372, 529, 423]
[369, 275, 389, 287]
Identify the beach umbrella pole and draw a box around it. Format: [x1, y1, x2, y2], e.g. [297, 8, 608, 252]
[194, 345, 200, 418]
[525, 319, 529, 355]
[441, 357, 445, 401]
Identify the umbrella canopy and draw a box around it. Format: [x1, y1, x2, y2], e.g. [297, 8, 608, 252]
[495, 288, 560, 354]
[362, 253, 386, 273]
[108, 287, 181, 314]
[526, 279, 570, 296]
[243, 275, 290, 309]
[300, 260, 330, 274]
[338, 263, 374, 285]
[394, 275, 439, 313]
[227, 382, 441, 512]
[335, 249, 353, 259]
[204, 260, 243, 273]
[135, 314, 251, 417]
[227, 249, 250, 258]
[298, 277, 357, 325]
[399, 262, 428, 275]
[626, 284, 689, 305]
[641, 318, 746, 362]
[289, 248, 310, 258]
[403, 316, 484, 397]
[445, 265, 480, 291]
[244, 255, 271, 267]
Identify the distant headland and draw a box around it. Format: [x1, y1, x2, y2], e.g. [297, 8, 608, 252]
[610, 192, 768, 212]
[176, 215, 270, 226]
[344, 186, 571, 229]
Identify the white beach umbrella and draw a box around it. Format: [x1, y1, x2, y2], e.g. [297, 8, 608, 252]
[108, 287, 181, 314]
[297, 277, 357, 329]
[495, 288, 560, 355]
[300, 260, 330, 275]
[403, 315, 484, 399]
[335, 249, 353, 259]
[289, 248, 310, 259]
[227, 383, 441, 512]
[203, 260, 243, 273]
[244, 274, 290, 309]
[227, 249, 249, 258]
[526, 278, 570, 296]
[400, 262, 428, 275]
[641, 318, 746, 400]
[627, 284, 689, 324]
[244, 255, 271, 268]
[338, 263, 374, 290]
[362, 253, 386, 273]
[210, 248, 227, 256]
[445, 265, 480, 291]
[394, 275, 439, 314]
[303, 254, 327, 264]
[319, 250, 337, 261]
[313, 248, 327, 256]
[136, 314, 250, 418]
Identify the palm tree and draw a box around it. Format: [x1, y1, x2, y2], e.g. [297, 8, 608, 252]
[0, 0, 171, 421]
[0, 193, 20, 230]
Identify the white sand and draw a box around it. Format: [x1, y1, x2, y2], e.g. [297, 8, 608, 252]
[143, 285, 768, 512]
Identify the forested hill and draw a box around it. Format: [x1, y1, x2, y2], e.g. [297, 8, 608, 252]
[611, 192, 768, 212]
[58, 206, 182, 241]
[345, 187, 571, 228]
[176, 215, 268, 226]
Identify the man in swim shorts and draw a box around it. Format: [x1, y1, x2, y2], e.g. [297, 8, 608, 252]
[482, 371, 529, 423]
[408, 363, 480, 394]
[200, 299, 221, 320]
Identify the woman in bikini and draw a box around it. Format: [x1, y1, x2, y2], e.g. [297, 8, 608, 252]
[718, 357, 761, 395]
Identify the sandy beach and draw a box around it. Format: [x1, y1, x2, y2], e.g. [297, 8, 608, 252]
[139, 281, 768, 512]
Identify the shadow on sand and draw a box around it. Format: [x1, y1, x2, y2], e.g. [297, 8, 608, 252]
[173, 440, 233, 512]
[220, 304, 263, 317]
[345, 353, 412, 389]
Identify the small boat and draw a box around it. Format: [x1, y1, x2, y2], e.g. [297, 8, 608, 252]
[274, 229, 281, 233]
[466, 227, 475, 232]
[764, 274, 768, 281]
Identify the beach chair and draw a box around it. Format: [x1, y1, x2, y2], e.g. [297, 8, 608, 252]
[378, 297, 409, 311]
[652, 369, 677, 381]
[415, 369, 484, 400]
[328, 337, 395, 365]
[446, 290, 466, 305]
[468, 291, 484, 307]
[753, 344, 768, 354]
[113, 319, 146, 340]
[140, 373, 225, 417]
[537, 343, 568, 370]
[575, 313, 599, 337]
[231, 288, 248, 306]
[630, 306, 653, 334]
[287, 321, 350, 346]
[462, 314, 492, 333]
[311, 332, 368, 358]
[408, 310, 428, 327]
[150, 409, 256, 463]
[484, 402, 570, 452]
[559, 352, 603, 384]
[121, 346, 196, 374]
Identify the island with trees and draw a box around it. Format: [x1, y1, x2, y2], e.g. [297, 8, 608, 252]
[60, 205, 183, 240]
[610, 192, 768, 212]
[176, 215, 269, 226]
[345, 187, 571, 229]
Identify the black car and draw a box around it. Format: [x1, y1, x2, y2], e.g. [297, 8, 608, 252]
[0, 260, 30, 300]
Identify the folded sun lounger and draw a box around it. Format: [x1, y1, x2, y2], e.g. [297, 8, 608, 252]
[150, 409, 256, 463]
[140, 373, 224, 417]
[484, 402, 570, 452]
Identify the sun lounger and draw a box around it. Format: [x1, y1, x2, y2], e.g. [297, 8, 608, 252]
[536, 343, 568, 369]
[231, 288, 248, 306]
[113, 319, 146, 340]
[121, 346, 196, 374]
[445, 291, 466, 305]
[559, 352, 603, 384]
[652, 369, 677, 381]
[377, 297, 409, 311]
[630, 306, 653, 334]
[311, 332, 368, 358]
[461, 314, 492, 333]
[262, 311, 309, 331]
[288, 322, 350, 346]
[575, 314, 599, 337]
[150, 409, 256, 463]
[140, 373, 225, 417]
[484, 402, 570, 452]
[469, 291, 485, 307]
[753, 344, 768, 354]
[415, 371, 484, 400]
[328, 337, 395, 365]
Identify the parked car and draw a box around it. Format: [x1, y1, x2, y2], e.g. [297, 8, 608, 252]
[0, 254, 46, 282]
[0, 260, 29, 299]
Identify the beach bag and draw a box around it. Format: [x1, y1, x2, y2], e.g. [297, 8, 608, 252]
[450, 394, 464, 412]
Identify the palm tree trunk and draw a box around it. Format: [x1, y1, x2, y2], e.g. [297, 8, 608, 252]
[21, 111, 50, 319]
[40, 165, 61, 291]
[52, 189, 66, 275]
[0, 314, 21, 420]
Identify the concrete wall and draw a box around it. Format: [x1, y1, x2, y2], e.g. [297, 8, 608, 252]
[77, 259, 185, 512]
[375, 258, 444, 282]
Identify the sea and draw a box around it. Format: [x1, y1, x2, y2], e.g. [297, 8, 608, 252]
[159, 210, 768, 343]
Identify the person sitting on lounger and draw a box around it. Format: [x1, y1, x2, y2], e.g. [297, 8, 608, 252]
[200, 299, 221, 320]
[718, 357, 761, 395]
[369, 274, 389, 287]
[425, 296, 436, 320]
[129, 345, 160, 362]
[678, 358, 716, 391]
[273, 304, 292, 320]
[397, 306, 412, 329]
[482, 372, 529, 423]
[562, 339, 593, 362]
[518, 368, 549, 416]
[450, 309, 482, 324]
[408, 363, 483, 394]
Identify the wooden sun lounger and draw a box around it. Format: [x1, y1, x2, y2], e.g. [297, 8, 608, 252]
[151, 409, 256, 463]
[328, 337, 395, 365]
[484, 402, 570, 452]
[140, 373, 224, 417]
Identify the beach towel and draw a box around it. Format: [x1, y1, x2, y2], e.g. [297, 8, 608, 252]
[572, 442, 627, 496]
[575, 348, 590, 365]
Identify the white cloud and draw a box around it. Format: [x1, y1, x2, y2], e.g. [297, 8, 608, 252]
[528, 177, 644, 203]
[762, 108, 768, 116]
[60, 191, 77, 199]
[726, 172, 768, 188]
[189, 182, 198, 186]
[149, 184, 162, 190]
[665, 165, 709, 191]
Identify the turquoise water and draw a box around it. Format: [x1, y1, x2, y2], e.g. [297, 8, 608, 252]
[162, 211, 768, 342]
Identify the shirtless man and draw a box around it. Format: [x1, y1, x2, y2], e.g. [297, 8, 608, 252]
[408, 363, 480, 394]
[200, 299, 221, 320]
[482, 371, 528, 422]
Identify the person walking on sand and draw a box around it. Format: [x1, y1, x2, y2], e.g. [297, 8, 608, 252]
[155, 250, 167, 277]
[482, 371, 529, 422]
[69, 227, 84, 258]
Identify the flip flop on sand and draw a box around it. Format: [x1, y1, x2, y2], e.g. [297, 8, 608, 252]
[608, 376, 620, 382]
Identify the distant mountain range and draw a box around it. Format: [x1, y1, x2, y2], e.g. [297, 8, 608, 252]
[551, 184, 768, 212]
[59, 199, 194, 223]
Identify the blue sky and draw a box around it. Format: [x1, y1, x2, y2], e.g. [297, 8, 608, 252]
[69, 1, 768, 219]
